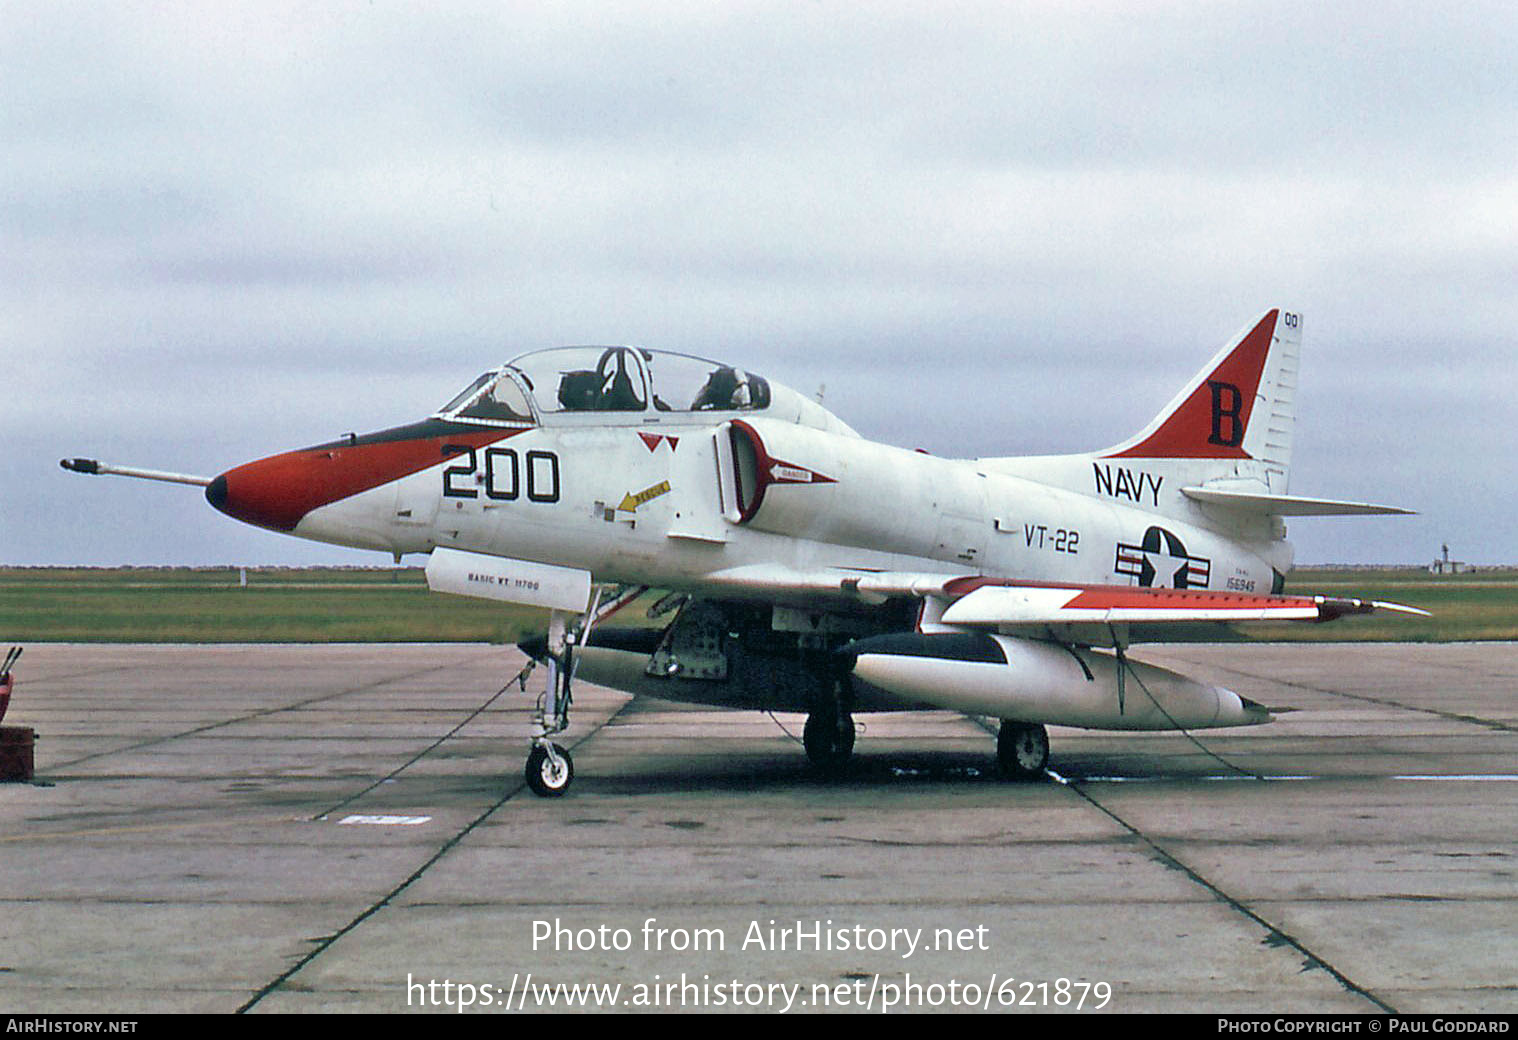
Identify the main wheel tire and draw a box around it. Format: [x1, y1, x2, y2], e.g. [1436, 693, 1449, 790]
[803, 710, 856, 771]
[525, 742, 574, 797]
[997, 721, 1049, 781]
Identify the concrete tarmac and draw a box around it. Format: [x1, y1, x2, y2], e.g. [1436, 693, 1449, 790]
[1, 642, 1513, 1014]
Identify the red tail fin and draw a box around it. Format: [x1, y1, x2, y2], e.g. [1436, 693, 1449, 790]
[1103, 309, 1282, 460]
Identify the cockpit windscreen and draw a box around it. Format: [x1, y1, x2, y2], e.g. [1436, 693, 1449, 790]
[443, 347, 775, 423]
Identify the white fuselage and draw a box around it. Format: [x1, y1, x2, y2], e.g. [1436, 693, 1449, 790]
[292, 413, 1286, 603]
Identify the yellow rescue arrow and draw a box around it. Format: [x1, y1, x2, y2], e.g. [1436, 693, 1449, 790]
[617, 480, 672, 513]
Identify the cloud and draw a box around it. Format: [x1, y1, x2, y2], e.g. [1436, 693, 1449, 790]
[5, 2, 1514, 565]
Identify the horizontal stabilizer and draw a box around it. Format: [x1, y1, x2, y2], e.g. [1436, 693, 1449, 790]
[1181, 486, 1414, 516]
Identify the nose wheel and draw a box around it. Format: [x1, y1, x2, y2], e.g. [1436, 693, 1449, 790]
[525, 742, 574, 797]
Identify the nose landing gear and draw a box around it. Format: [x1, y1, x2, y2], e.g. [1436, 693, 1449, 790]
[525, 609, 577, 797]
[516, 584, 646, 797]
[525, 741, 574, 797]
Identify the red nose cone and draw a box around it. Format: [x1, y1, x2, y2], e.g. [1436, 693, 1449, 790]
[206, 451, 329, 532]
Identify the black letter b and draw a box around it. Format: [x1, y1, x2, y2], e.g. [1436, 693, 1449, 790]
[1207, 381, 1245, 447]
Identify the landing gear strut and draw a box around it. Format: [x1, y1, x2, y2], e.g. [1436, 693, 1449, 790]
[997, 720, 1049, 780]
[514, 585, 650, 797]
[526, 609, 578, 797]
[803, 676, 856, 772]
[803, 710, 856, 771]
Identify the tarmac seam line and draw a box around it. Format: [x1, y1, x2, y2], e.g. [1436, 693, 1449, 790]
[1186, 661, 1516, 734]
[46, 651, 502, 771]
[1056, 777, 1400, 1014]
[234, 691, 637, 1014]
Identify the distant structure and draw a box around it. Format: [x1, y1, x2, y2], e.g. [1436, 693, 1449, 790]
[1429, 543, 1470, 574]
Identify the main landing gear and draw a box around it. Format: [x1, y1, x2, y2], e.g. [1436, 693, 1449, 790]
[799, 675, 1050, 782]
[803, 708, 856, 771]
[803, 676, 856, 773]
[997, 720, 1049, 780]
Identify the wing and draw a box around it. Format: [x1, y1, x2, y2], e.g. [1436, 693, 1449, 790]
[691, 565, 1425, 643]
[936, 578, 1426, 624]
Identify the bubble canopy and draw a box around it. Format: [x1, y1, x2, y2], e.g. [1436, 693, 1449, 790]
[437, 346, 778, 424]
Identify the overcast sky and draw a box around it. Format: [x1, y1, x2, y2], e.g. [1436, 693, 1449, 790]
[5, 2, 1514, 568]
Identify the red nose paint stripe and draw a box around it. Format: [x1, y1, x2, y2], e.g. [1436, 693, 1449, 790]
[214, 428, 525, 532]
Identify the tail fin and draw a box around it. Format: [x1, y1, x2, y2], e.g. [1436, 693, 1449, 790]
[1099, 308, 1299, 491]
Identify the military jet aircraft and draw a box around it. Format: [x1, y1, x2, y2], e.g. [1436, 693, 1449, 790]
[64, 308, 1419, 796]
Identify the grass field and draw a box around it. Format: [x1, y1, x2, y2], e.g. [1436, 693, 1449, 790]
[1267, 566, 1518, 642]
[0, 565, 1512, 644]
[0, 567, 541, 643]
